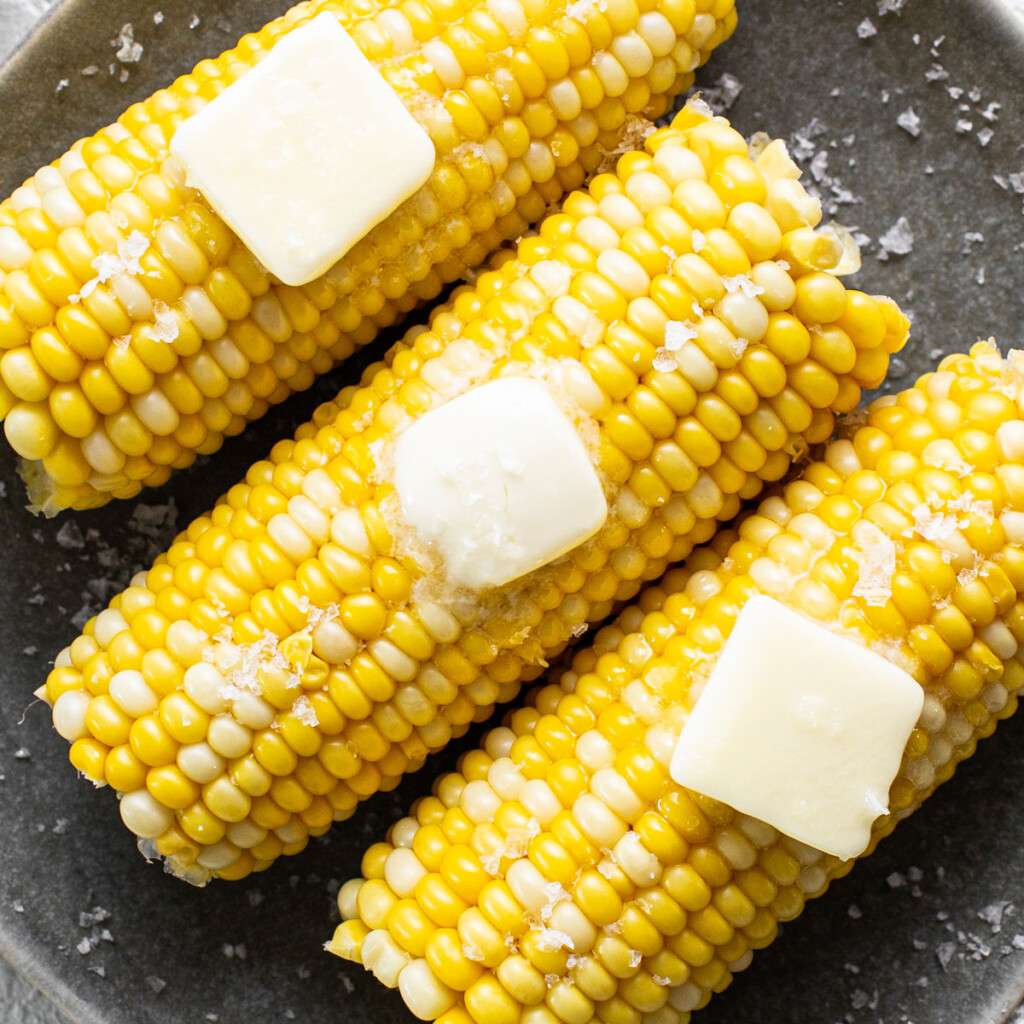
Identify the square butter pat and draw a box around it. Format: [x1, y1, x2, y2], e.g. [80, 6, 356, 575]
[393, 377, 608, 590]
[170, 12, 434, 287]
[670, 595, 924, 860]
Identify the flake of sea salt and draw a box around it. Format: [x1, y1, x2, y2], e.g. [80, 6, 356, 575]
[153, 11, 164, 24]
[897, 106, 921, 137]
[955, 119, 974, 135]
[291, 695, 319, 727]
[536, 928, 575, 952]
[691, 228, 706, 253]
[851, 522, 896, 606]
[115, 24, 143, 64]
[151, 301, 179, 343]
[877, 216, 914, 259]
[978, 127, 994, 147]
[857, 18, 877, 38]
[663, 321, 697, 352]
[188, 13, 201, 29]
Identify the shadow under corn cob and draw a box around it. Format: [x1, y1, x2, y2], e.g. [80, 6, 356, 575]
[330, 341, 1024, 1024]
[0, 0, 736, 513]
[39, 103, 906, 884]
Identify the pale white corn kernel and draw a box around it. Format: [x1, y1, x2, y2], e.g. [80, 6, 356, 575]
[672, 342, 718, 392]
[924, 370, 955, 400]
[982, 682, 1009, 714]
[576, 730, 615, 769]
[981, 620, 1017, 660]
[252, 295, 291, 342]
[685, 12, 716, 48]
[685, 569, 723, 605]
[488, 758, 525, 801]
[394, 685, 436, 727]
[414, 602, 461, 644]
[685, 473, 725, 521]
[929, 735, 953, 767]
[824, 439, 862, 476]
[312, 618, 358, 663]
[714, 828, 757, 870]
[717, 292, 768, 343]
[643, 723, 678, 767]
[182, 285, 228, 340]
[546, 80, 582, 121]
[384, 846, 429, 898]
[612, 831, 661, 886]
[120, 789, 174, 838]
[996, 420, 1024, 461]
[522, 141, 555, 181]
[621, 680, 661, 723]
[166, 619, 207, 666]
[422, 40, 465, 88]
[338, 878, 364, 919]
[275, 819, 307, 845]
[231, 692, 275, 731]
[268, 513, 318, 562]
[207, 336, 248, 379]
[750, 260, 797, 310]
[572, 792, 628, 848]
[636, 12, 676, 55]
[226, 820, 268, 849]
[399, 960, 458, 1020]
[58, 149, 88, 177]
[388, 817, 419, 851]
[529, 259, 572, 298]
[506, 858, 549, 911]
[597, 192, 644, 231]
[130, 388, 180, 435]
[93, 608, 129, 647]
[10, 186, 42, 212]
[0, 226, 33, 270]
[481, 137, 509, 176]
[797, 864, 827, 895]
[375, 9, 415, 53]
[285, 495, 332, 544]
[596, 249, 650, 299]
[947, 711, 974, 746]
[368, 639, 419, 682]
[42, 187, 86, 228]
[759, 495, 794, 526]
[486, 0, 527, 39]
[331, 507, 373, 555]
[301, 468, 343, 511]
[110, 273, 153, 318]
[52, 690, 91, 742]
[183, 662, 230, 714]
[548, 901, 597, 954]
[109, 669, 159, 716]
[552, 296, 606, 352]
[736, 815, 778, 848]
[729, 949, 755, 973]
[484, 726, 517, 760]
[652, 144, 706, 187]
[609, 32, 654, 77]
[787, 512, 834, 550]
[177, 742, 226, 783]
[1001, 511, 1024, 545]
[591, 52, 629, 97]
[747, 556, 791, 597]
[668, 983, 703, 1013]
[624, 170, 673, 213]
[417, 665, 459, 706]
[361, 930, 411, 988]
[53, 647, 73, 669]
[196, 841, 240, 870]
[461, 779, 502, 823]
[81, 427, 126, 475]
[519, 778, 563, 826]
[208, 714, 256, 759]
[33, 166, 63, 192]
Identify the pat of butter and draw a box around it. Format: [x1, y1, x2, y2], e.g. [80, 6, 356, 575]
[170, 13, 434, 287]
[393, 377, 608, 589]
[669, 595, 924, 860]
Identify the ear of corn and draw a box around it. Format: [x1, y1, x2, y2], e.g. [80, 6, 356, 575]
[329, 341, 1024, 1024]
[39, 104, 907, 884]
[0, 0, 737, 514]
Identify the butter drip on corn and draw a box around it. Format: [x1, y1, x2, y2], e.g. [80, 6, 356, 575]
[40, 105, 906, 884]
[330, 342, 1024, 1024]
[0, 0, 738, 513]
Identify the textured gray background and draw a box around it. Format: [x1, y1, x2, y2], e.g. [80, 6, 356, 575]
[2, 1, 1024, 1023]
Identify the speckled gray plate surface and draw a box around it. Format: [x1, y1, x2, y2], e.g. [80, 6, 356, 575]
[2, 1, 1024, 1023]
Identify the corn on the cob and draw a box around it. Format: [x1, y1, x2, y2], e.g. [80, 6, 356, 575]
[39, 103, 907, 884]
[0, 0, 737, 514]
[329, 340, 1024, 1024]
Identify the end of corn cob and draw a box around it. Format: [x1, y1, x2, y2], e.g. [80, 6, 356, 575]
[39, 101, 906, 884]
[329, 340, 1024, 1024]
[1, 0, 737, 513]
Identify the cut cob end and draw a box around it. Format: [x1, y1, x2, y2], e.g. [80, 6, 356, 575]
[329, 340, 1024, 1024]
[40, 100, 905, 885]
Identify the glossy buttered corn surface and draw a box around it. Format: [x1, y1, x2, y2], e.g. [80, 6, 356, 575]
[0, 0, 737, 513]
[331, 342, 1024, 1024]
[40, 105, 906, 883]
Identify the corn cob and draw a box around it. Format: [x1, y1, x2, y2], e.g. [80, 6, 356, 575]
[0, 0, 737, 514]
[328, 340, 1024, 1024]
[39, 104, 907, 884]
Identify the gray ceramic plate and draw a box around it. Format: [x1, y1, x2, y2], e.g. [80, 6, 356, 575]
[2, 1, 1024, 1022]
